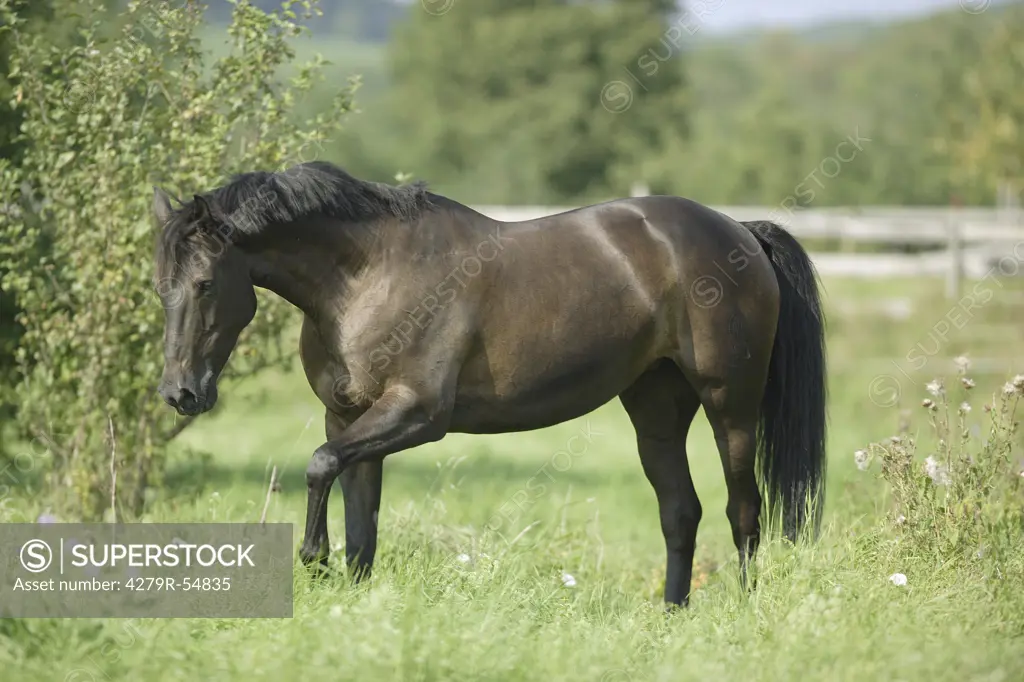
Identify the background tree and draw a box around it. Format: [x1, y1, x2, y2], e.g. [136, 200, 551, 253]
[385, 0, 688, 204]
[950, 3, 1024, 205]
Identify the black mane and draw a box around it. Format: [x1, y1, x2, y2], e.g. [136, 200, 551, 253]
[157, 161, 431, 264]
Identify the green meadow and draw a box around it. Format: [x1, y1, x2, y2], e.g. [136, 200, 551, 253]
[2, 274, 1024, 681]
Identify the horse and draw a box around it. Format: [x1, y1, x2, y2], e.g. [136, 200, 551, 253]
[152, 161, 826, 607]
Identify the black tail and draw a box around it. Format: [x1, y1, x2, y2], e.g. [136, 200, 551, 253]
[743, 220, 827, 541]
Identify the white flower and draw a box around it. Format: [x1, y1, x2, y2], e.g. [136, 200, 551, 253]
[922, 398, 935, 410]
[854, 450, 869, 471]
[961, 377, 976, 390]
[895, 514, 906, 525]
[888, 573, 908, 586]
[1014, 374, 1024, 390]
[959, 402, 971, 414]
[926, 380, 943, 397]
[456, 553, 471, 564]
[954, 355, 971, 373]
[924, 456, 950, 485]
[1003, 382, 1017, 396]
[561, 572, 577, 588]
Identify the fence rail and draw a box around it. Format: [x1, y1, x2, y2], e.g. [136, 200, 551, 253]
[470, 203, 1024, 296]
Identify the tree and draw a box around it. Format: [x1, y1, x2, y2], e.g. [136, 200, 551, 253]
[950, 4, 1024, 204]
[0, 0, 355, 517]
[387, 0, 689, 204]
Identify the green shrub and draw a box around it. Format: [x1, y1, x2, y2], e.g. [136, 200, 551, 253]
[0, 0, 355, 518]
[855, 359, 1024, 563]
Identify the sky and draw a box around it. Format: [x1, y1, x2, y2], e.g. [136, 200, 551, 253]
[693, 0, 1000, 32]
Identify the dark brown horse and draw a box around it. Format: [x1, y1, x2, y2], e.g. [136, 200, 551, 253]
[153, 161, 826, 607]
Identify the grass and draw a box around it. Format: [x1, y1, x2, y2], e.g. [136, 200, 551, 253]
[2, 274, 1024, 680]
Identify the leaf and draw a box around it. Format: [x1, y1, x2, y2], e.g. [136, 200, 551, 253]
[55, 151, 75, 169]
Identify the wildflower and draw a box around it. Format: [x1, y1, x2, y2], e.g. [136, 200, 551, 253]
[1014, 375, 1024, 390]
[888, 573, 908, 586]
[924, 456, 950, 485]
[889, 436, 902, 444]
[959, 402, 971, 414]
[925, 380, 943, 397]
[561, 572, 577, 588]
[456, 553, 471, 564]
[1003, 382, 1017, 397]
[854, 450, 869, 471]
[984, 404, 992, 413]
[895, 514, 906, 525]
[922, 398, 935, 410]
[961, 377, 976, 390]
[954, 355, 971, 373]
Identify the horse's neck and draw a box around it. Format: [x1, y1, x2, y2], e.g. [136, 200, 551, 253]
[240, 216, 378, 319]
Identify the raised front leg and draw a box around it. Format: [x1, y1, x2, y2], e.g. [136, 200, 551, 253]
[299, 386, 450, 571]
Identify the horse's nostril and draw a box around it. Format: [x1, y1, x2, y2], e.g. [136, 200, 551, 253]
[178, 388, 198, 410]
[158, 386, 178, 408]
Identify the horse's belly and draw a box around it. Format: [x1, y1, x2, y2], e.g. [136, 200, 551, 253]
[448, 335, 655, 433]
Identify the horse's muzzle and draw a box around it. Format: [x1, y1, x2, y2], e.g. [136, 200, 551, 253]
[158, 384, 211, 416]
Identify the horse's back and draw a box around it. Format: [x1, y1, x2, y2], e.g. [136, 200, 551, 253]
[447, 195, 778, 432]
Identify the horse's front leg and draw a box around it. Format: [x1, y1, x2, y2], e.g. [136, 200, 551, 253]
[298, 385, 451, 573]
[339, 459, 383, 581]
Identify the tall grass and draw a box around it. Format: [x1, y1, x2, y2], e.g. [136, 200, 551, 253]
[1, 277, 1024, 680]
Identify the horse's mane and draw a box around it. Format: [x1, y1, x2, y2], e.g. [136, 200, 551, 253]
[157, 161, 431, 264]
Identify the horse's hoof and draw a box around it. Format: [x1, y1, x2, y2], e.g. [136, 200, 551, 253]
[298, 545, 330, 574]
[663, 599, 689, 615]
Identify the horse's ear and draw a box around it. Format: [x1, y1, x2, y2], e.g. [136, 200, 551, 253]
[191, 194, 226, 231]
[192, 194, 211, 222]
[153, 186, 174, 225]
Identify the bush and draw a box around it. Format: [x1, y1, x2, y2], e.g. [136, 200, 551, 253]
[855, 359, 1024, 564]
[0, 0, 355, 518]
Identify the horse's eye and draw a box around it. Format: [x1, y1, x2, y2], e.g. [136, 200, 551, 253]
[197, 280, 215, 295]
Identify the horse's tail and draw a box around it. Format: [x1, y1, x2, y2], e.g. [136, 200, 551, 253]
[744, 220, 827, 541]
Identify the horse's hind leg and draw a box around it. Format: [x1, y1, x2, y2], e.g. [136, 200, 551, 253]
[620, 360, 702, 608]
[699, 389, 762, 589]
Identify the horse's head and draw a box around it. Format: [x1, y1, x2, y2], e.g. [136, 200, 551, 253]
[152, 187, 257, 416]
